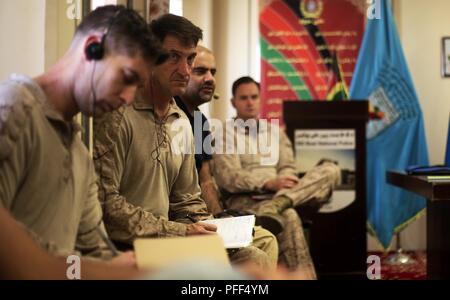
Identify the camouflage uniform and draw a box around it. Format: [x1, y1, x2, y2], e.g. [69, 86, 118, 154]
[217, 193, 314, 273]
[213, 119, 341, 273]
[94, 97, 273, 268]
[175, 96, 279, 268]
[0, 74, 111, 259]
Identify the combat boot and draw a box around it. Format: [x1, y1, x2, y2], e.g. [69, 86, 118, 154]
[255, 196, 293, 235]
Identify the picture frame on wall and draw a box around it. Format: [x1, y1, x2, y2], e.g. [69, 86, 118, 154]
[442, 37, 450, 78]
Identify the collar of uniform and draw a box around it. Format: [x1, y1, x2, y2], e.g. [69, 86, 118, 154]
[232, 116, 263, 134]
[174, 96, 189, 115]
[133, 95, 182, 119]
[35, 89, 82, 137]
[174, 95, 199, 120]
[10, 74, 82, 137]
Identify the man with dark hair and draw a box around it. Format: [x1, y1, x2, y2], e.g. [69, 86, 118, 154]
[94, 14, 212, 243]
[212, 76, 341, 274]
[176, 46, 278, 266]
[74, 5, 162, 64]
[150, 13, 203, 47]
[231, 76, 260, 98]
[94, 15, 275, 268]
[0, 5, 163, 262]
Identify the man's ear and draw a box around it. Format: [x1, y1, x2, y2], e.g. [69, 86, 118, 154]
[231, 97, 236, 108]
[84, 35, 103, 61]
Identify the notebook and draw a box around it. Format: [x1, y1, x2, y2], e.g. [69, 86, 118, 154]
[134, 235, 230, 270]
[200, 215, 255, 249]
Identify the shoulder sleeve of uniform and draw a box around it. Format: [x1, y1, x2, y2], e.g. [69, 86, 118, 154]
[0, 82, 36, 208]
[93, 107, 127, 159]
[0, 82, 34, 161]
[94, 107, 188, 242]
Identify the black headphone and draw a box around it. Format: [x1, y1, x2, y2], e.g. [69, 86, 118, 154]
[85, 8, 123, 61]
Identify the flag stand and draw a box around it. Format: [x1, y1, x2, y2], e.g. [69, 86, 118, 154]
[384, 232, 415, 265]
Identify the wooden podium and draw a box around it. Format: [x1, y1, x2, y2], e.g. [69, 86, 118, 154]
[283, 101, 369, 279]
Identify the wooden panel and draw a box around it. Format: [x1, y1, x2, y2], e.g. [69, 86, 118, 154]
[284, 101, 369, 279]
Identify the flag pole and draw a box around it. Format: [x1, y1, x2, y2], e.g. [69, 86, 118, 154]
[384, 232, 416, 265]
[445, 110, 450, 166]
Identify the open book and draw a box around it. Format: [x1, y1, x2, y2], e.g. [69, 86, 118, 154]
[200, 215, 255, 249]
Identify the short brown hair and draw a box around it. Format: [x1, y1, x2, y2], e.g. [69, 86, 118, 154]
[232, 76, 260, 97]
[75, 5, 164, 63]
[150, 14, 203, 47]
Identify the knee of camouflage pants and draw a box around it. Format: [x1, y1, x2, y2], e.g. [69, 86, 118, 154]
[277, 208, 316, 278]
[228, 245, 272, 269]
[319, 162, 341, 188]
[275, 162, 342, 207]
[252, 226, 278, 268]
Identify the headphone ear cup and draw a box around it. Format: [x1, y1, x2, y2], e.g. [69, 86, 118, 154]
[86, 42, 104, 61]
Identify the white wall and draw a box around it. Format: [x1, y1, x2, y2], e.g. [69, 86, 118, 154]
[183, 0, 259, 121]
[182, 0, 213, 117]
[183, 0, 212, 50]
[398, 0, 450, 166]
[367, 0, 450, 252]
[211, 0, 250, 121]
[0, 0, 46, 81]
[399, 0, 450, 251]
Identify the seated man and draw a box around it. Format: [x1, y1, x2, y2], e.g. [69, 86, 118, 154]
[0, 5, 162, 261]
[0, 206, 313, 280]
[175, 46, 278, 266]
[0, 206, 142, 280]
[212, 76, 341, 272]
[94, 15, 275, 269]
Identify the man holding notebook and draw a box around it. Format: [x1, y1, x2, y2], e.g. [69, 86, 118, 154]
[175, 46, 278, 264]
[94, 14, 277, 269]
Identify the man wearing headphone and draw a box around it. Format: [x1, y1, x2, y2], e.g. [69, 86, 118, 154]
[0, 5, 163, 264]
[94, 14, 277, 269]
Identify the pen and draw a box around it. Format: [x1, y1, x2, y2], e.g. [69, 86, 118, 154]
[96, 227, 119, 257]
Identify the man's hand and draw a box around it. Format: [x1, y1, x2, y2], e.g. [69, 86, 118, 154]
[109, 251, 136, 268]
[263, 175, 299, 192]
[186, 222, 217, 236]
